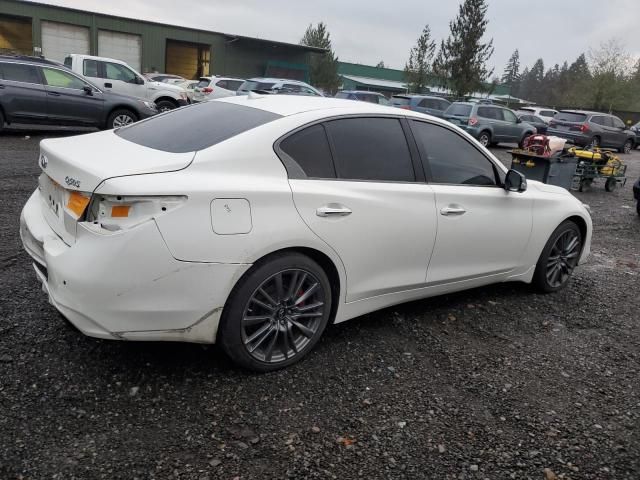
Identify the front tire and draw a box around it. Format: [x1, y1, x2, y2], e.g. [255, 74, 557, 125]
[156, 100, 177, 113]
[620, 139, 633, 154]
[532, 221, 582, 293]
[107, 109, 137, 129]
[219, 253, 332, 372]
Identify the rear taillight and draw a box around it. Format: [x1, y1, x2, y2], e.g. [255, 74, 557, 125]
[399, 105, 411, 110]
[580, 123, 590, 133]
[469, 117, 478, 126]
[203, 87, 213, 93]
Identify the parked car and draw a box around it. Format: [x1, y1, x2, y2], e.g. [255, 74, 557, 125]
[547, 110, 635, 153]
[0, 55, 157, 131]
[335, 90, 390, 105]
[237, 78, 322, 96]
[390, 94, 451, 118]
[630, 121, 640, 148]
[64, 54, 188, 112]
[20, 96, 592, 372]
[519, 107, 558, 124]
[443, 102, 536, 147]
[193, 76, 245, 102]
[517, 112, 548, 135]
[178, 80, 199, 103]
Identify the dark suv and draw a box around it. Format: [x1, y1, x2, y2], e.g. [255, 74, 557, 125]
[0, 55, 157, 132]
[547, 110, 635, 153]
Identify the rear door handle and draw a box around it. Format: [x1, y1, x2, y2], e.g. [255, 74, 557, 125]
[316, 205, 352, 217]
[440, 206, 466, 216]
[0, 84, 5, 89]
[48, 92, 60, 97]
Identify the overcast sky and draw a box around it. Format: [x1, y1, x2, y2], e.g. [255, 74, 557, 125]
[35, 0, 640, 74]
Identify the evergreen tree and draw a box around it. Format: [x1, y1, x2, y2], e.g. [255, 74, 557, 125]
[300, 22, 340, 94]
[404, 25, 436, 93]
[501, 49, 520, 91]
[437, 0, 494, 97]
[376, 60, 386, 68]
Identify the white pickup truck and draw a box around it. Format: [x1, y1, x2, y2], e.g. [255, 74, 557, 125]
[64, 54, 188, 112]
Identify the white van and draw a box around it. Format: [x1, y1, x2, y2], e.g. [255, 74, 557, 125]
[64, 54, 188, 111]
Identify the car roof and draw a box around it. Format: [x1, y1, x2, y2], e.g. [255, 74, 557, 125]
[67, 53, 130, 64]
[246, 77, 309, 84]
[0, 54, 62, 66]
[392, 94, 444, 99]
[559, 109, 603, 116]
[216, 94, 441, 118]
[341, 90, 384, 95]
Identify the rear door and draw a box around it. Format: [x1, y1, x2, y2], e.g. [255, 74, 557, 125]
[477, 106, 504, 140]
[284, 117, 438, 302]
[40, 66, 103, 126]
[500, 108, 523, 143]
[0, 61, 48, 123]
[409, 120, 532, 283]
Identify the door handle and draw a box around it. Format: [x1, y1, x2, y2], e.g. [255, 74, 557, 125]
[440, 206, 466, 216]
[0, 84, 5, 89]
[316, 205, 352, 217]
[48, 92, 60, 96]
[104, 83, 112, 88]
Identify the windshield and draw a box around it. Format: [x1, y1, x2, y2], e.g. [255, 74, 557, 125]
[240, 81, 276, 92]
[445, 104, 472, 116]
[116, 102, 282, 153]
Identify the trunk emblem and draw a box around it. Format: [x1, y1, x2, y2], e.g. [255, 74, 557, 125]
[40, 155, 48, 169]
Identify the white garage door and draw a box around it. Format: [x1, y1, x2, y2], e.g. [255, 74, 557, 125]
[98, 30, 142, 72]
[41, 21, 89, 63]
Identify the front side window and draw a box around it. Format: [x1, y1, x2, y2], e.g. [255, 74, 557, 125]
[42, 67, 87, 90]
[502, 109, 518, 123]
[611, 116, 625, 129]
[0, 62, 40, 84]
[279, 124, 336, 178]
[104, 62, 137, 83]
[83, 59, 99, 77]
[410, 120, 498, 186]
[325, 117, 415, 182]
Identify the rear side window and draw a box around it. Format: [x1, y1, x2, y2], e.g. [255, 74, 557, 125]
[279, 124, 336, 178]
[419, 98, 436, 108]
[83, 59, 99, 77]
[325, 118, 415, 182]
[240, 80, 276, 91]
[227, 80, 243, 91]
[391, 96, 410, 106]
[410, 120, 498, 186]
[0, 62, 40, 84]
[556, 112, 587, 122]
[215, 80, 229, 89]
[446, 104, 472, 116]
[116, 102, 282, 153]
[478, 107, 500, 120]
[591, 116, 605, 126]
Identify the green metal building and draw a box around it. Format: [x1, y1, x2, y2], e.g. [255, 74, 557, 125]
[0, 0, 321, 80]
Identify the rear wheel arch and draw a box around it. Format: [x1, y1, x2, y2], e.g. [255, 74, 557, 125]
[154, 96, 179, 109]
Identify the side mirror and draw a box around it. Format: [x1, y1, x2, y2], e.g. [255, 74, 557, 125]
[82, 85, 93, 96]
[504, 169, 527, 193]
[516, 117, 522, 124]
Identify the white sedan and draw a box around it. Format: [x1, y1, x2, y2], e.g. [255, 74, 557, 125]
[20, 96, 592, 372]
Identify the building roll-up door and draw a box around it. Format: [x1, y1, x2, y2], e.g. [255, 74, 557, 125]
[166, 40, 210, 79]
[98, 30, 142, 72]
[0, 15, 33, 55]
[41, 21, 89, 63]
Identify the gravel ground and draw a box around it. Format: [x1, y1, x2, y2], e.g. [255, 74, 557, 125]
[1, 129, 639, 480]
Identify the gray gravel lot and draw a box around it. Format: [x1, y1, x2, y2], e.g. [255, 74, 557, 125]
[1, 129, 639, 480]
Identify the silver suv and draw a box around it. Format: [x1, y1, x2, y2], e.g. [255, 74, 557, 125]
[237, 78, 322, 96]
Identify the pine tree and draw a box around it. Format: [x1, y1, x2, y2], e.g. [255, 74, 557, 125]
[404, 25, 436, 93]
[501, 49, 520, 87]
[376, 60, 386, 68]
[300, 22, 340, 94]
[437, 0, 494, 97]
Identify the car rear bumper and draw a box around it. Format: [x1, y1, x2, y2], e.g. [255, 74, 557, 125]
[546, 128, 589, 145]
[20, 189, 250, 343]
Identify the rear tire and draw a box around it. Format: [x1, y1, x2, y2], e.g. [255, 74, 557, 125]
[605, 177, 617, 192]
[219, 253, 332, 372]
[519, 132, 534, 149]
[589, 136, 601, 149]
[0, 110, 4, 132]
[532, 221, 582, 293]
[106, 109, 137, 130]
[478, 131, 491, 147]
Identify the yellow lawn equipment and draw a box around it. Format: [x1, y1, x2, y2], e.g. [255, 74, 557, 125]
[568, 146, 627, 192]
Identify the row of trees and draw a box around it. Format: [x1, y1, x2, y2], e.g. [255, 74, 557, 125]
[501, 41, 640, 112]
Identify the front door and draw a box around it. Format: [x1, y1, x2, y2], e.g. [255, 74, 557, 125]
[282, 117, 438, 302]
[409, 119, 532, 284]
[500, 108, 523, 143]
[100, 61, 146, 99]
[40, 66, 103, 126]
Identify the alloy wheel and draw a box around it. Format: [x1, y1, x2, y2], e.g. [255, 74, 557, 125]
[624, 140, 632, 154]
[479, 133, 490, 147]
[113, 114, 134, 128]
[545, 230, 581, 288]
[241, 269, 326, 364]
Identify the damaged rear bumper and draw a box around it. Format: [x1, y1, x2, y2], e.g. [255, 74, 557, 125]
[19, 189, 250, 343]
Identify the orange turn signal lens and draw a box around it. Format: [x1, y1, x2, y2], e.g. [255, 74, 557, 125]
[67, 191, 90, 217]
[111, 205, 130, 218]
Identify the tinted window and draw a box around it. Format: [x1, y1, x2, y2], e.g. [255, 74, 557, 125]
[438, 99, 451, 111]
[116, 102, 282, 153]
[556, 112, 587, 122]
[227, 80, 243, 91]
[520, 115, 534, 122]
[445, 104, 472, 116]
[602, 116, 615, 128]
[391, 96, 410, 106]
[42, 67, 86, 90]
[215, 80, 229, 89]
[280, 124, 336, 178]
[502, 109, 517, 123]
[540, 110, 556, 117]
[591, 116, 605, 126]
[335, 92, 350, 99]
[196, 78, 211, 88]
[325, 118, 415, 182]
[533, 116, 545, 123]
[240, 80, 276, 91]
[83, 59, 99, 77]
[104, 62, 136, 82]
[0, 62, 40, 83]
[611, 116, 625, 129]
[411, 120, 498, 186]
[478, 107, 500, 120]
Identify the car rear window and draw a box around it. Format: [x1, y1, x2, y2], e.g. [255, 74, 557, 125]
[116, 101, 282, 153]
[390, 96, 410, 106]
[445, 104, 472, 116]
[556, 112, 587, 123]
[240, 80, 276, 91]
